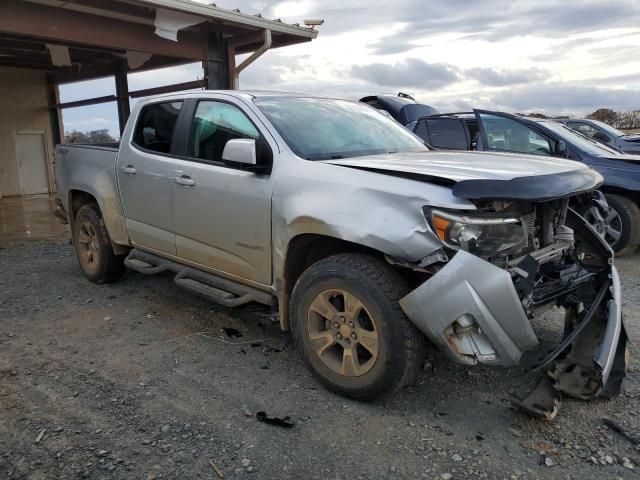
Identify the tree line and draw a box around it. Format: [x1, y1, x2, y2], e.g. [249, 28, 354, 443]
[64, 129, 118, 144]
[521, 108, 640, 129]
[584, 108, 640, 129]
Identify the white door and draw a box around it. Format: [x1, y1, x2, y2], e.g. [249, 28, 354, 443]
[16, 132, 49, 195]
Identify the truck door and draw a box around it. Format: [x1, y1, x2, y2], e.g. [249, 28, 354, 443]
[116, 101, 184, 255]
[474, 109, 553, 157]
[169, 98, 273, 286]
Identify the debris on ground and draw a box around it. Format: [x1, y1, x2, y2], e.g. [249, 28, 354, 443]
[603, 418, 640, 445]
[256, 411, 295, 428]
[209, 459, 224, 478]
[34, 428, 46, 443]
[222, 327, 243, 338]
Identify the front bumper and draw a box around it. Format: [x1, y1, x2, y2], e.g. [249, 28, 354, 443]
[399, 250, 625, 393]
[400, 249, 538, 367]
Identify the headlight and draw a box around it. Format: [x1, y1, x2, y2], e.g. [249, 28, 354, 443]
[429, 209, 528, 257]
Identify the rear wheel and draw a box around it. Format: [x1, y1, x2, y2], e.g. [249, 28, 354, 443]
[290, 253, 425, 400]
[584, 194, 640, 256]
[73, 204, 125, 284]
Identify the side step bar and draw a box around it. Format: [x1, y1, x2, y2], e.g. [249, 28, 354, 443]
[124, 249, 276, 308]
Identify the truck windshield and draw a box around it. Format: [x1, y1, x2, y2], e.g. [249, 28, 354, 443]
[254, 97, 428, 160]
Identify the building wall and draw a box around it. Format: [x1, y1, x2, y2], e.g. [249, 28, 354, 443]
[0, 67, 56, 198]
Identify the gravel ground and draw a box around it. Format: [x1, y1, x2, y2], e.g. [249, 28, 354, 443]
[0, 238, 639, 480]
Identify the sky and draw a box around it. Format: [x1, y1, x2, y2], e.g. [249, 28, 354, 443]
[60, 0, 640, 138]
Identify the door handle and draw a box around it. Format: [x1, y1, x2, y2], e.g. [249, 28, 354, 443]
[173, 175, 195, 186]
[120, 165, 137, 175]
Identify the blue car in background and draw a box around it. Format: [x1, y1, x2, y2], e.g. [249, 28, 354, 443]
[400, 109, 640, 255]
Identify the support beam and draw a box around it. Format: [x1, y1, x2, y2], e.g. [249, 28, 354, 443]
[129, 80, 204, 98]
[46, 74, 63, 145]
[52, 56, 194, 85]
[203, 31, 229, 90]
[114, 65, 131, 135]
[55, 95, 117, 110]
[0, 0, 206, 60]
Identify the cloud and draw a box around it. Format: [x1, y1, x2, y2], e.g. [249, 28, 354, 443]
[496, 84, 640, 113]
[466, 67, 549, 86]
[430, 83, 640, 116]
[351, 59, 459, 89]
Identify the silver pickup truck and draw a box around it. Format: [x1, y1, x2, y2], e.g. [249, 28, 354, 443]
[54, 91, 627, 418]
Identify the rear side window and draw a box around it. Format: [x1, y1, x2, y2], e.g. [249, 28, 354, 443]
[189, 101, 259, 162]
[425, 119, 469, 150]
[413, 120, 429, 142]
[132, 102, 182, 154]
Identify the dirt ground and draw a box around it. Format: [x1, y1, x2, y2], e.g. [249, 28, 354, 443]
[0, 238, 639, 480]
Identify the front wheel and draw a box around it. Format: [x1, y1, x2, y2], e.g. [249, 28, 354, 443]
[290, 253, 425, 400]
[584, 194, 640, 256]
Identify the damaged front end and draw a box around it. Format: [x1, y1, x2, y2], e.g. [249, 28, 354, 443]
[398, 171, 627, 420]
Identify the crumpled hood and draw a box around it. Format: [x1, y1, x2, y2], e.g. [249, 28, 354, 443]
[322, 150, 589, 182]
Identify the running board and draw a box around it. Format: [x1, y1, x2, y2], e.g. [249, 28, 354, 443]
[124, 249, 275, 308]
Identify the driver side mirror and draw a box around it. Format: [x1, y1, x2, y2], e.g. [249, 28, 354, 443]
[593, 131, 610, 143]
[222, 138, 256, 165]
[222, 138, 272, 174]
[556, 140, 567, 157]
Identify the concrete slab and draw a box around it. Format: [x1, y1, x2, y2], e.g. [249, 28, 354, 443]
[0, 194, 68, 244]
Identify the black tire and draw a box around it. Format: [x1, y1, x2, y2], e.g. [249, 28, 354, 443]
[290, 253, 425, 400]
[72, 203, 125, 284]
[605, 194, 640, 256]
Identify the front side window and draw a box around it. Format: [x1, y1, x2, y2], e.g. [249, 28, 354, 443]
[132, 102, 182, 153]
[189, 101, 260, 162]
[479, 114, 551, 156]
[254, 97, 427, 160]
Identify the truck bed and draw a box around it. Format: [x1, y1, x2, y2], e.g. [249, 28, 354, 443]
[54, 142, 129, 246]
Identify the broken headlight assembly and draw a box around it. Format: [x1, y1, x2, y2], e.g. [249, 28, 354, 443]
[427, 209, 528, 257]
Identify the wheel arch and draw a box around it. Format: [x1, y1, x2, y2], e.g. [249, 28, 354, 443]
[278, 233, 385, 331]
[68, 189, 130, 256]
[599, 185, 640, 206]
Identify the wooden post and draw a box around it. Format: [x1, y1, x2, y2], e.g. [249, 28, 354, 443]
[114, 63, 130, 136]
[203, 31, 230, 90]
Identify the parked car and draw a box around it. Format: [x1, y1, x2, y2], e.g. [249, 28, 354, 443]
[554, 118, 640, 155]
[53, 91, 626, 418]
[404, 110, 640, 255]
[359, 93, 439, 126]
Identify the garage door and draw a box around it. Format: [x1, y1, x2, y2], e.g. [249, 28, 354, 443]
[16, 132, 49, 195]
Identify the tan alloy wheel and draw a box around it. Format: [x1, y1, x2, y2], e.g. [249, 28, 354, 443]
[307, 289, 379, 377]
[77, 221, 99, 272]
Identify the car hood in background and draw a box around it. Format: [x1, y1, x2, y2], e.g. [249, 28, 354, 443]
[323, 151, 603, 201]
[621, 134, 640, 143]
[602, 153, 640, 163]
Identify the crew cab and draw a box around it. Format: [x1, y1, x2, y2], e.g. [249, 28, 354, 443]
[405, 110, 640, 256]
[54, 91, 626, 418]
